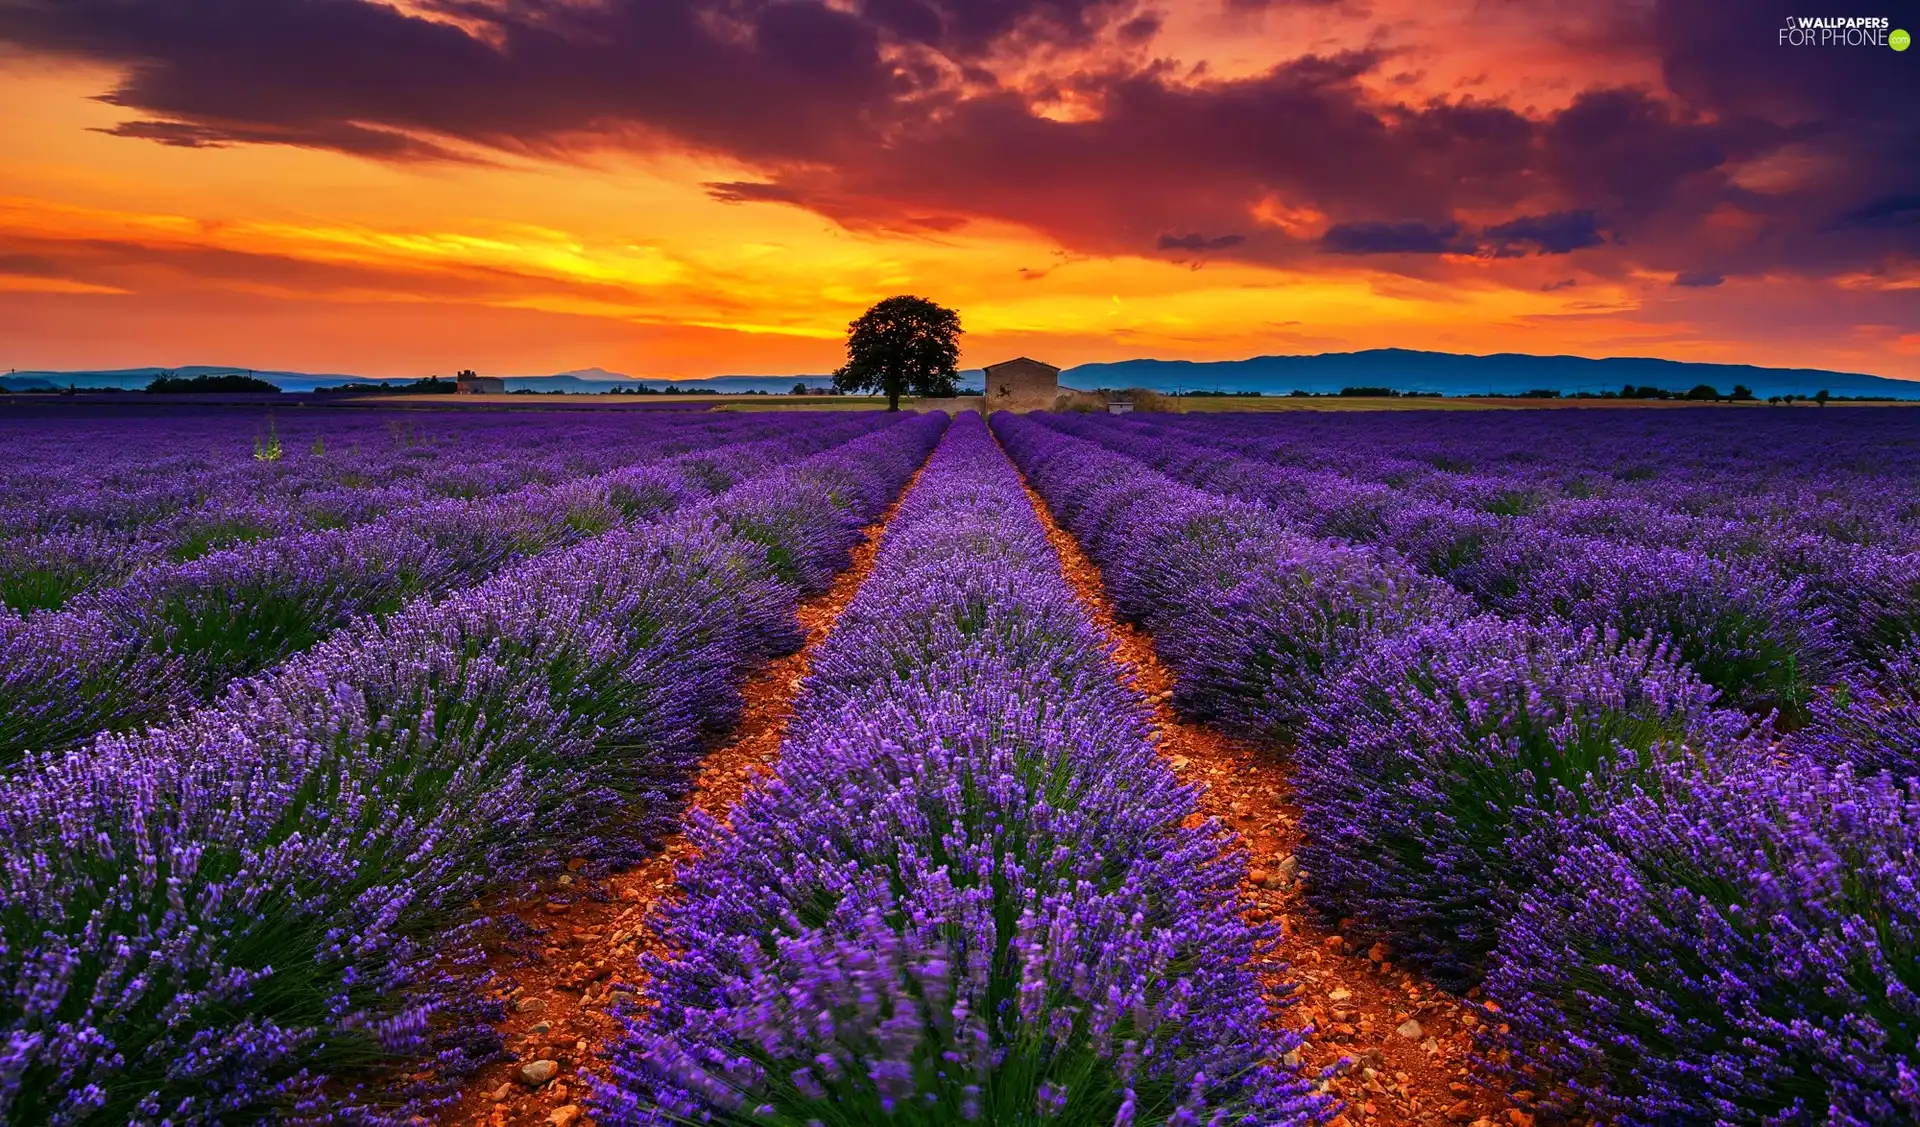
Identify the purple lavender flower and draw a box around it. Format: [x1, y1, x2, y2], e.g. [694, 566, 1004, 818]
[1506, 539, 1843, 720]
[1792, 638, 1920, 779]
[1484, 759, 1920, 1125]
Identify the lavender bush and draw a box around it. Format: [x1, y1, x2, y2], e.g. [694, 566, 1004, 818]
[1484, 760, 1920, 1125]
[602, 415, 1320, 1127]
[1793, 639, 1920, 779]
[1505, 540, 1841, 720]
[1150, 528, 1463, 743]
[1294, 616, 1754, 986]
[1793, 541, 1920, 660]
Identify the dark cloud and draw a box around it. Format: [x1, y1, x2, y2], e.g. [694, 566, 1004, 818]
[1322, 220, 1467, 255]
[2, 0, 903, 167]
[918, 0, 1143, 54]
[1540, 87, 1784, 221]
[1672, 271, 1724, 287]
[1117, 14, 1162, 42]
[1833, 194, 1920, 230]
[93, 117, 475, 160]
[0, 0, 1911, 287]
[703, 181, 809, 206]
[1483, 211, 1606, 255]
[1157, 232, 1246, 251]
[1636, 0, 1919, 274]
[1320, 211, 1607, 257]
[0, 253, 64, 278]
[91, 120, 236, 150]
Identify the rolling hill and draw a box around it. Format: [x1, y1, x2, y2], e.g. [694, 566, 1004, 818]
[1058, 349, 1920, 399]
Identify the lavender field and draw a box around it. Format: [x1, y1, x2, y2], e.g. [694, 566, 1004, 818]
[2, 404, 1916, 1127]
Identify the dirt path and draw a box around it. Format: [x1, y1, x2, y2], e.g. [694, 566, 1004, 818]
[1006, 448, 1514, 1127]
[438, 463, 927, 1127]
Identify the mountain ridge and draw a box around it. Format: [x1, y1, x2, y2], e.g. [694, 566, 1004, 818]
[1058, 348, 1917, 399]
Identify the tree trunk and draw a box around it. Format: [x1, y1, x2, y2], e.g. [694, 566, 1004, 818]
[887, 387, 901, 412]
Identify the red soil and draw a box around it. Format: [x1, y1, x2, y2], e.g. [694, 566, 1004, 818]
[1010, 458, 1519, 1127]
[436, 463, 925, 1127]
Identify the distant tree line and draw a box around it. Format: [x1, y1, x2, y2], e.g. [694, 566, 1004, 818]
[146, 373, 280, 394]
[313, 375, 456, 394]
[1614, 382, 1758, 401]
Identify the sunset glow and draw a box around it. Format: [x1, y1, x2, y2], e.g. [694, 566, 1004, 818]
[1, 1, 1915, 379]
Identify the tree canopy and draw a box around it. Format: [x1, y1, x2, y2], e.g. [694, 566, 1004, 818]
[146, 372, 279, 394]
[831, 295, 962, 411]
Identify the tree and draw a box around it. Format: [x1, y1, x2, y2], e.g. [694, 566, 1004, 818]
[1815, 388, 1830, 406]
[1684, 383, 1720, 401]
[147, 372, 280, 394]
[1731, 384, 1756, 401]
[832, 295, 962, 411]
[791, 381, 808, 396]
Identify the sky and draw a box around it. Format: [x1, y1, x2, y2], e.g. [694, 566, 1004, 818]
[0, 0, 1915, 380]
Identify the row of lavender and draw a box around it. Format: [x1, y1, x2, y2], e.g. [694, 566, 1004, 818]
[0, 413, 894, 763]
[599, 414, 1323, 1127]
[0, 409, 800, 611]
[995, 414, 1918, 1127]
[1140, 408, 1920, 550]
[1123, 408, 1920, 568]
[1037, 411, 1920, 727]
[0, 412, 948, 1125]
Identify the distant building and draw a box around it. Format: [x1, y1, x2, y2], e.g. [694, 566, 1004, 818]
[455, 373, 506, 395]
[982, 357, 1060, 413]
[1108, 394, 1135, 415]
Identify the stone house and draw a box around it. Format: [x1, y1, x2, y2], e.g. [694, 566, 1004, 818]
[982, 357, 1061, 413]
[455, 373, 506, 395]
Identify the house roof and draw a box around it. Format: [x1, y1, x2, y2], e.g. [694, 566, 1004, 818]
[981, 356, 1060, 373]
